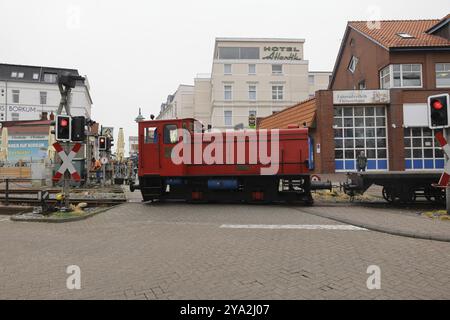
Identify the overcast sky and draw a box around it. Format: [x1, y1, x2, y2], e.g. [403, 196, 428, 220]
[0, 0, 448, 153]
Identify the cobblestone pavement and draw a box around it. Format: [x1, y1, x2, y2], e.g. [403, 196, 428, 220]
[1, 202, 450, 300]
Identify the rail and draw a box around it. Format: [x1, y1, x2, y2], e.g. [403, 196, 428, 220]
[0, 178, 126, 207]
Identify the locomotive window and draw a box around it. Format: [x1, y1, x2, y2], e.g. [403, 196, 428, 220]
[144, 127, 157, 144]
[164, 124, 178, 144]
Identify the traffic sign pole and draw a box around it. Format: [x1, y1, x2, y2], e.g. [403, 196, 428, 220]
[445, 129, 450, 215]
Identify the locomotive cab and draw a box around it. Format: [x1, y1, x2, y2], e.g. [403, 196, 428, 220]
[138, 118, 198, 178]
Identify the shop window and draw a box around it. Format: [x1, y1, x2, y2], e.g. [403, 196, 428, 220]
[334, 106, 388, 171]
[404, 127, 444, 170]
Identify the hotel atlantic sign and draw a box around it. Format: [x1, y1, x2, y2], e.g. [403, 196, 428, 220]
[262, 46, 302, 61]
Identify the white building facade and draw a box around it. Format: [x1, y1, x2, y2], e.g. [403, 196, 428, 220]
[0, 64, 93, 122]
[157, 38, 331, 130]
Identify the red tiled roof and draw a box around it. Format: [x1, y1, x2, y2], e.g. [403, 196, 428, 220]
[349, 18, 450, 49]
[259, 98, 316, 130]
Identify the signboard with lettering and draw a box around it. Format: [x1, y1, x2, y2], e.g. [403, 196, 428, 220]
[7, 135, 48, 162]
[262, 46, 302, 61]
[333, 90, 390, 105]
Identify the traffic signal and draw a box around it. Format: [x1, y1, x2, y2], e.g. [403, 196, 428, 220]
[106, 137, 114, 151]
[428, 94, 450, 129]
[71, 116, 86, 142]
[55, 115, 72, 142]
[98, 136, 107, 151]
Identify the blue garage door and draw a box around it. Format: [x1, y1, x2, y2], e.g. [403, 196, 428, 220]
[334, 106, 388, 172]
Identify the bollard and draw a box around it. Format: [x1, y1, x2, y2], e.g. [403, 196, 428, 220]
[5, 178, 9, 206]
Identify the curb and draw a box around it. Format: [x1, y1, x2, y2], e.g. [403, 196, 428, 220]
[10, 203, 126, 223]
[297, 207, 450, 243]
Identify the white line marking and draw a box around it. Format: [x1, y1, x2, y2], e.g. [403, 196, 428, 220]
[0, 218, 10, 222]
[220, 224, 368, 231]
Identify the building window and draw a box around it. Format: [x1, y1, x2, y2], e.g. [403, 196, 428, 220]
[11, 113, 19, 121]
[272, 85, 284, 100]
[249, 110, 257, 117]
[12, 90, 20, 103]
[380, 66, 390, 89]
[436, 63, 450, 88]
[272, 64, 283, 74]
[334, 106, 388, 171]
[308, 75, 315, 85]
[358, 80, 366, 90]
[248, 85, 257, 100]
[40, 91, 47, 105]
[43, 73, 58, 83]
[348, 56, 358, 73]
[404, 127, 444, 170]
[397, 33, 415, 39]
[218, 47, 260, 60]
[224, 111, 232, 126]
[224, 64, 232, 75]
[33, 73, 39, 80]
[224, 85, 232, 100]
[248, 64, 256, 75]
[380, 64, 422, 89]
[11, 72, 17, 78]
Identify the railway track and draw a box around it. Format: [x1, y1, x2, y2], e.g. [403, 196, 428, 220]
[0, 187, 127, 207]
[0, 197, 126, 207]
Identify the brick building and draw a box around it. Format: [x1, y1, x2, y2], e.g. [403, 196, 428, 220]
[259, 15, 450, 174]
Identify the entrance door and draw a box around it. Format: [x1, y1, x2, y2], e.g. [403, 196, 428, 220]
[160, 122, 184, 176]
[140, 126, 160, 175]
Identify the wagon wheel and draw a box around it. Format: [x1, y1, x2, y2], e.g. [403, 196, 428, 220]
[399, 190, 416, 204]
[432, 189, 446, 204]
[382, 187, 395, 203]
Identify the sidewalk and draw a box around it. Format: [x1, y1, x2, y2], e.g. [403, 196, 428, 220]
[299, 204, 450, 243]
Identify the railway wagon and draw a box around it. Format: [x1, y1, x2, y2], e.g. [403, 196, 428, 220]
[343, 171, 445, 204]
[131, 118, 314, 204]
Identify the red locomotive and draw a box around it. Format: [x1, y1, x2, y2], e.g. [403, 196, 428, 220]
[131, 118, 314, 204]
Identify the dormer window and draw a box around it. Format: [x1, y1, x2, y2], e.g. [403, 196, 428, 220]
[348, 56, 358, 74]
[397, 33, 415, 39]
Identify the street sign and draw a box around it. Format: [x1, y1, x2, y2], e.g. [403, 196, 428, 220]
[101, 157, 109, 165]
[435, 132, 450, 187]
[52, 142, 82, 182]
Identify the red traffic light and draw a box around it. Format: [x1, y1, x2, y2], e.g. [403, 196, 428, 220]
[432, 100, 444, 110]
[60, 119, 69, 127]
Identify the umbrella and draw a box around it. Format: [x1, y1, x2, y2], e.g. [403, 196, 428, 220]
[47, 125, 56, 162]
[0, 127, 8, 161]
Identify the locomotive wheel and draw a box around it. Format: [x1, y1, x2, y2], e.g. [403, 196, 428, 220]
[382, 187, 395, 203]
